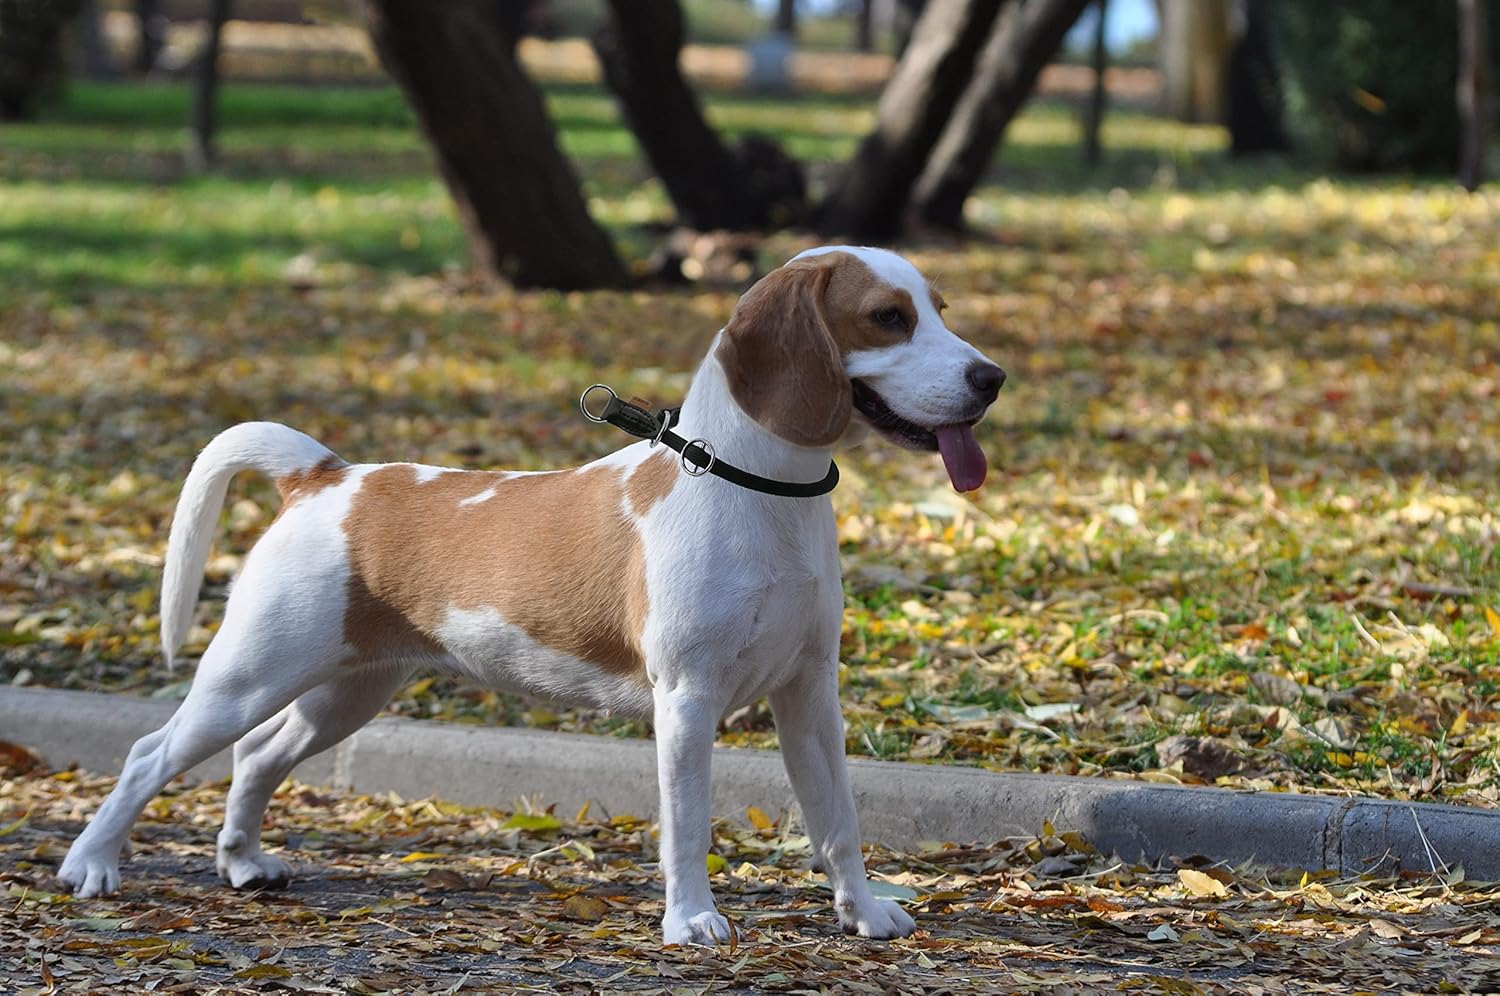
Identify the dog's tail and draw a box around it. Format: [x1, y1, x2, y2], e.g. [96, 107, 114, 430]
[160, 422, 343, 670]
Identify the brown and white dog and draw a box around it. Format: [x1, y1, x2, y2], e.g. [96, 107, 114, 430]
[58, 246, 1005, 946]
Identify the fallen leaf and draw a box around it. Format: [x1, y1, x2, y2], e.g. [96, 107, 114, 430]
[562, 894, 609, 922]
[501, 812, 560, 833]
[1178, 868, 1228, 898]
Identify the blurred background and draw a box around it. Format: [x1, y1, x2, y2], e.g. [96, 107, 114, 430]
[2, 1, 1497, 804]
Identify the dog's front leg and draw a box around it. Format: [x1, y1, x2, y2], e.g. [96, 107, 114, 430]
[654, 686, 732, 946]
[770, 667, 917, 939]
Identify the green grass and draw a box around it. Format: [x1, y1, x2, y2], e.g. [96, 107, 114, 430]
[0, 79, 1241, 296]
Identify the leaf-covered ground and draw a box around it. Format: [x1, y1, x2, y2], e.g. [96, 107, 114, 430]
[1, 82, 1498, 809]
[3, 758, 1498, 994]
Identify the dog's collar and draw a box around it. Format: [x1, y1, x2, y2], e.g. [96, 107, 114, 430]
[580, 385, 839, 499]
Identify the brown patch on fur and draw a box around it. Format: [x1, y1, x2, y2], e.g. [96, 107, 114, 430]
[930, 286, 947, 313]
[343, 570, 445, 661]
[716, 252, 923, 447]
[627, 448, 679, 517]
[341, 465, 649, 680]
[275, 455, 348, 506]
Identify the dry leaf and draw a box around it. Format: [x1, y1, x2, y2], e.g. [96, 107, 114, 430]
[1177, 869, 1228, 898]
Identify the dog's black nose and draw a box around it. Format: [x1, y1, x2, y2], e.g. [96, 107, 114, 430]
[966, 363, 1006, 402]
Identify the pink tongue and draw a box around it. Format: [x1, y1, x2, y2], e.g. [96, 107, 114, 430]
[935, 425, 987, 493]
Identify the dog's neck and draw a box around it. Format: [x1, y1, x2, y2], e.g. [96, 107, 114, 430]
[673, 338, 836, 486]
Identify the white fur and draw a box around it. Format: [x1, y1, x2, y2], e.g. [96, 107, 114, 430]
[59, 247, 1001, 948]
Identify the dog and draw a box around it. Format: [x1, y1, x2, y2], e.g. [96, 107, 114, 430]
[57, 246, 1004, 945]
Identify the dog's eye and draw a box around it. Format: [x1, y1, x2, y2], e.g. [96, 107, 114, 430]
[871, 308, 905, 329]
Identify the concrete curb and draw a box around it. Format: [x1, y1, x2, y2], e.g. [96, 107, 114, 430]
[4, 686, 1497, 879]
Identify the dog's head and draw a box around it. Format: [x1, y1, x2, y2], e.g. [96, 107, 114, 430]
[716, 246, 1004, 493]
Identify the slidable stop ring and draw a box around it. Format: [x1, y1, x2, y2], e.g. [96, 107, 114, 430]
[579, 384, 617, 423]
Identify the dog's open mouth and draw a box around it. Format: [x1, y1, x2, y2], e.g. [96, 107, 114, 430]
[851, 380, 988, 493]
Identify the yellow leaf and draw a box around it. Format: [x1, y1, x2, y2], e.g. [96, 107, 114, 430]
[562, 894, 608, 922]
[0, 810, 30, 837]
[1059, 831, 1096, 854]
[404, 676, 436, 697]
[746, 806, 774, 831]
[501, 812, 560, 833]
[705, 852, 727, 875]
[1177, 869, 1228, 898]
[1450, 710, 1469, 736]
[399, 851, 447, 863]
[574, 800, 591, 823]
[235, 965, 292, 980]
[1486, 605, 1500, 639]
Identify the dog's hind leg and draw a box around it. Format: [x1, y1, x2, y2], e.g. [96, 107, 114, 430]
[58, 611, 346, 898]
[216, 664, 411, 889]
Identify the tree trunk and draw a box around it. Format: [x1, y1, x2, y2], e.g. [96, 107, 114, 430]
[1159, 0, 1229, 123]
[892, 0, 926, 57]
[1457, 0, 1491, 191]
[186, 0, 230, 172]
[1226, 0, 1286, 156]
[855, 0, 874, 52]
[136, 0, 164, 73]
[817, 0, 1005, 241]
[364, 0, 626, 290]
[594, 0, 803, 230]
[912, 0, 1092, 231]
[79, 0, 115, 78]
[1082, 0, 1108, 166]
[0, 0, 86, 120]
[775, 0, 797, 36]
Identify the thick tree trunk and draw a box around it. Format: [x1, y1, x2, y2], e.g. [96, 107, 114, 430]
[892, 0, 926, 57]
[1082, 0, 1108, 166]
[1226, 0, 1287, 156]
[912, 0, 1091, 231]
[1457, 0, 1491, 191]
[186, 0, 230, 172]
[1159, 0, 1229, 123]
[0, 0, 86, 120]
[594, 0, 803, 231]
[816, 0, 1005, 241]
[364, 0, 626, 290]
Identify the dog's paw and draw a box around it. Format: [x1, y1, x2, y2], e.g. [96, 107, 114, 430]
[663, 909, 735, 947]
[839, 898, 916, 939]
[57, 852, 121, 898]
[217, 850, 293, 890]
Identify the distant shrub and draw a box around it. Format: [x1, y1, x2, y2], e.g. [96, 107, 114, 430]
[1269, 1, 1481, 172]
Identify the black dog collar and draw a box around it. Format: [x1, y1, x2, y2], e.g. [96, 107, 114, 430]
[580, 385, 839, 499]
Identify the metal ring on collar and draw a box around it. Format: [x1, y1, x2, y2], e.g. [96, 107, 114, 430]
[651, 411, 672, 448]
[579, 383, 616, 422]
[682, 439, 716, 477]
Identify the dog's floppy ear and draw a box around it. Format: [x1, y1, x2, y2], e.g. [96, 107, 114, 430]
[716, 260, 852, 448]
